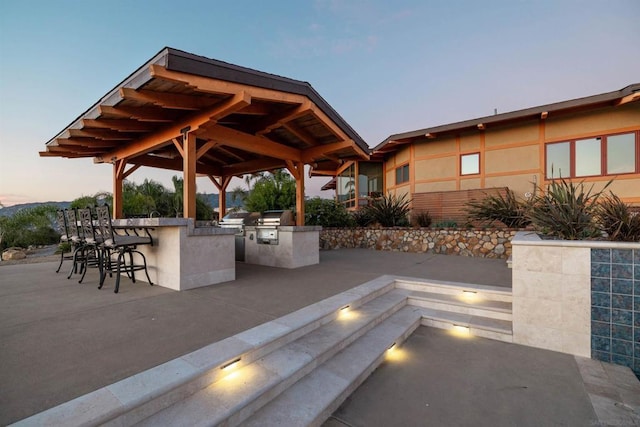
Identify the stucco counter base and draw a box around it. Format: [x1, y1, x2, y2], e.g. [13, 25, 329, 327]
[112, 218, 237, 291]
[244, 226, 321, 269]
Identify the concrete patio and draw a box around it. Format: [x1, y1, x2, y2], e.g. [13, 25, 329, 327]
[1, 249, 638, 426]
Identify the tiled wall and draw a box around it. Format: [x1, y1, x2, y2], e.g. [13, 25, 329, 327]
[590, 248, 639, 377]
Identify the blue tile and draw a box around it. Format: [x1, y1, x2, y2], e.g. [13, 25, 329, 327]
[612, 264, 633, 280]
[612, 353, 633, 369]
[612, 339, 633, 356]
[635, 297, 640, 312]
[635, 327, 640, 342]
[591, 292, 611, 308]
[612, 309, 633, 326]
[591, 263, 610, 278]
[592, 335, 610, 352]
[591, 277, 610, 292]
[612, 324, 633, 341]
[635, 342, 640, 358]
[634, 360, 640, 378]
[635, 249, 640, 265]
[593, 350, 611, 363]
[612, 249, 633, 264]
[592, 306, 611, 322]
[634, 275, 640, 294]
[635, 310, 640, 326]
[612, 279, 633, 295]
[591, 321, 611, 337]
[612, 294, 632, 310]
[635, 264, 640, 282]
[592, 249, 611, 263]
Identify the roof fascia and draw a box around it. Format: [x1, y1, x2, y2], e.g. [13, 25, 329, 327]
[373, 83, 640, 153]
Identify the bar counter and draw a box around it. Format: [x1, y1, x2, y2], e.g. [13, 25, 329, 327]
[112, 218, 237, 291]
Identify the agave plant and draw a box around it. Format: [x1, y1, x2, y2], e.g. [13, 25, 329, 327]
[363, 193, 411, 227]
[596, 192, 640, 242]
[527, 178, 609, 240]
[466, 189, 531, 228]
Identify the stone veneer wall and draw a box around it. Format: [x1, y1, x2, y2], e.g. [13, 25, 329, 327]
[320, 228, 517, 259]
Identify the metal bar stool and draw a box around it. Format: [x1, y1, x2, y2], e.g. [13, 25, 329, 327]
[65, 209, 86, 279]
[55, 209, 73, 273]
[76, 208, 103, 284]
[96, 205, 154, 293]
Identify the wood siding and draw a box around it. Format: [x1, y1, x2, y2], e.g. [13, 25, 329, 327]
[412, 187, 508, 224]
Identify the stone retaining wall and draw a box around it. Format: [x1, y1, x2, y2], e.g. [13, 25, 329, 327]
[320, 227, 517, 259]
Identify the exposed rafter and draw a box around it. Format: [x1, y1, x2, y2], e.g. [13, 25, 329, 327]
[67, 128, 135, 140]
[255, 100, 312, 136]
[82, 119, 156, 132]
[98, 105, 176, 122]
[201, 124, 302, 161]
[120, 87, 214, 110]
[301, 140, 356, 163]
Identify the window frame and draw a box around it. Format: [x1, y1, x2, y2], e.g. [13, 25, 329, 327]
[544, 131, 639, 180]
[460, 152, 480, 176]
[395, 163, 409, 185]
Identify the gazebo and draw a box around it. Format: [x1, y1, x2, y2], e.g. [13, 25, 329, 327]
[40, 47, 370, 225]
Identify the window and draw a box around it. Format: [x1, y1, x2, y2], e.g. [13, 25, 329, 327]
[575, 138, 601, 177]
[546, 142, 570, 178]
[395, 164, 409, 184]
[358, 162, 383, 197]
[607, 133, 636, 174]
[545, 131, 639, 179]
[461, 153, 480, 175]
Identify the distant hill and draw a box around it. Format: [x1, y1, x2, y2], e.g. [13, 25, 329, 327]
[0, 194, 242, 217]
[0, 201, 71, 217]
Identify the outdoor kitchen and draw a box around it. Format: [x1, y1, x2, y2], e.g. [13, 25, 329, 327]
[220, 210, 321, 269]
[111, 211, 321, 291]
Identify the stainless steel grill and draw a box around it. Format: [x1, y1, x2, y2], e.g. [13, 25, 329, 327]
[219, 212, 260, 260]
[255, 210, 294, 245]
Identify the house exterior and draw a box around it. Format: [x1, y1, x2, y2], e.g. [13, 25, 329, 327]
[326, 84, 640, 223]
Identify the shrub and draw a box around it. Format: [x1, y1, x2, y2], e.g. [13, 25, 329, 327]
[351, 208, 373, 227]
[363, 193, 411, 227]
[0, 205, 59, 250]
[412, 211, 432, 227]
[433, 220, 457, 228]
[527, 178, 608, 240]
[466, 189, 531, 228]
[596, 193, 640, 242]
[304, 198, 354, 227]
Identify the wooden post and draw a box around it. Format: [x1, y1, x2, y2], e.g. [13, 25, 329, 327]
[113, 160, 125, 219]
[286, 161, 306, 226]
[208, 175, 231, 220]
[183, 132, 197, 219]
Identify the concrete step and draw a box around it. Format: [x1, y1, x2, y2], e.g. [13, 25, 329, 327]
[407, 290, 513, 321]
[242, 306, 423, 427]
[136, 289, 410, 427]
[12, 276, 399, 427]
[416, 307, 513, 343]
[394, 276, 512, 303]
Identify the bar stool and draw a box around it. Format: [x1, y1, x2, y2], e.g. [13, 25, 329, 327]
[95, 205, 154, 293]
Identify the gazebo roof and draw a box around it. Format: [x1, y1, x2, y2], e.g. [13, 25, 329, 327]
[40, 47, 369, 176]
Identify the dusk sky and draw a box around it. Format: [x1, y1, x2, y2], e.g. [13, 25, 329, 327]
[1, 0, 639, 206]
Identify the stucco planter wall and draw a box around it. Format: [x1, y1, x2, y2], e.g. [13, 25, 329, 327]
[320, 227, 517, 259]
[511, 231, 640, 376]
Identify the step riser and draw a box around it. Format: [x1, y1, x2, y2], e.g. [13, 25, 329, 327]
[107, 281, 401, 426]
[310, 318, 422, 427]
[135, 292, 410, 427]
[420, 318, 512, 343]
[395, 281, 512, 303]
[225, 295, 409, 427]
[243, 308, 423, 427]
[408, 298, 513, 321]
